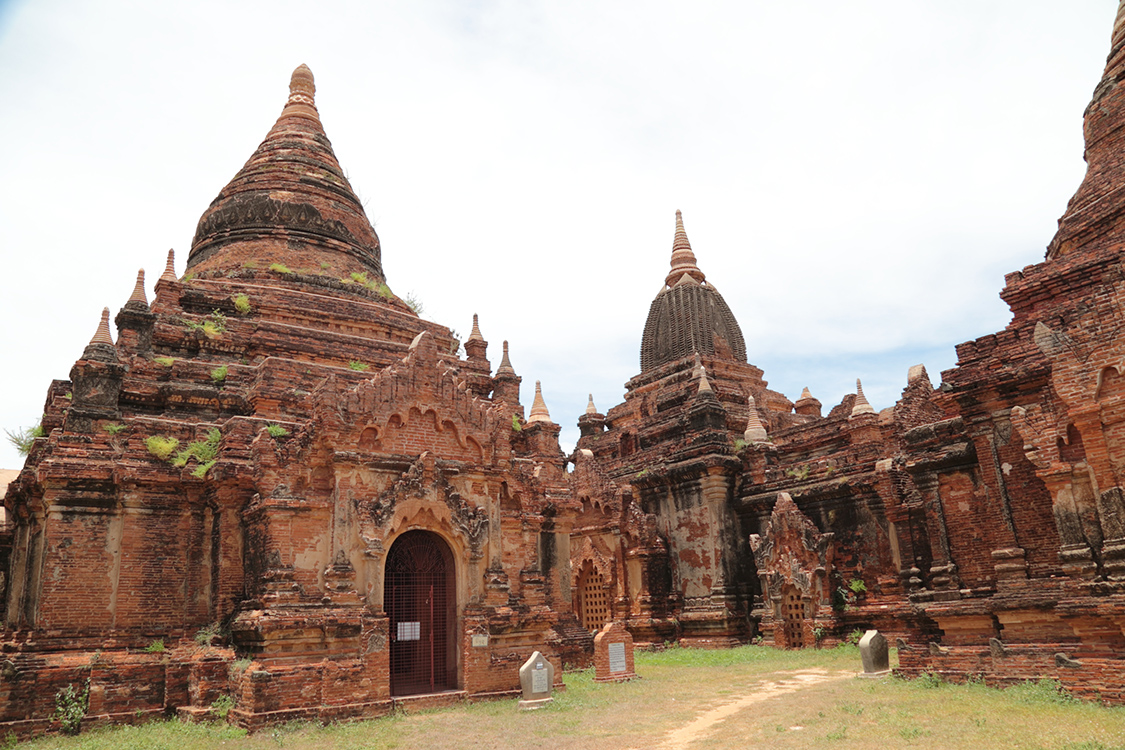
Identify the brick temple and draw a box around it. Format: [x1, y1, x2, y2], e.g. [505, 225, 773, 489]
[8, 3, 1125, 734]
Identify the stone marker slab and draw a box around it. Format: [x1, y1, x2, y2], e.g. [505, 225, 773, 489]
[858, 629, 889, 678]
[594, 621, 637, 683]
[518, 651, 555, 710]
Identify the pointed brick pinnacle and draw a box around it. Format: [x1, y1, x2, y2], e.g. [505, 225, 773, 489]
[586, 394, 598, 415]
[496, 340, 516, 377]
[90, 307, 113, 346]
[160, 249, 176, 282]
[127, 269, 147, 305]
[744, 395, 769, 443]
[851, 378, 876, 417]
[528, 380, 552, 423]
[800, 387, 813, 400]
[280, 64, 320, 123]
[698, 368, 713, 393]
[665, 209, 706, 288]
[467, 313, 484, 342]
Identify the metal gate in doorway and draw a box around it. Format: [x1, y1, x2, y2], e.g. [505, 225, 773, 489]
[385, 530, 456, 696]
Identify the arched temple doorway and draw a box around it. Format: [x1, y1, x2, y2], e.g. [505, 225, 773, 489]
[385, 530, 457, 695]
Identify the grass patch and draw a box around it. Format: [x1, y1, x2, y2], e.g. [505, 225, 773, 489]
[183, 310, 227, 340]
[171, 428, 221, 469]
[154, 356, 175, 367]
[210, 365, 228, 384]
[102, 423, 127, 436]
[144, 436, 179, 461]
[266, 424, 290, 438]
[347, 361, 369, 372]
[142, 639, 164, 654]
[18, 647, 1125, 750]
[232, 294, 251, 314]
[268, 263, 292, 274]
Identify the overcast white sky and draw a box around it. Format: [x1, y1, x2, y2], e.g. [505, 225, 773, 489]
[0, 1, 1118, 470]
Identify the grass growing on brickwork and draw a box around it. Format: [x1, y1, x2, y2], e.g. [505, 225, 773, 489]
[16, 646, 1125, 749]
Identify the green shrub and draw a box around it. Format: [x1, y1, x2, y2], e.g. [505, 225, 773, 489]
[52, 680, 89, 735]
[347, 361, 369, 372]
[269, 263, 292, 274]
[266, 424, 290, 438]
[210, 365, 229, 383]
[5, 422, 46, 456]
[404, 292, 424, 315]
[733, 438, 748, 450]
[191, 460, 216, 479]
[210, 694, 234, 720]
[350, 271, 369, 284]
[154, 356, 175, 367]
[848, 578, 867, 594]
[143, 638, 165, 653]
[512, 414, 522, 432]
[376, 282, 393, 299]
[232, 294, 251, 314]
[145, 436, 179, 460]
[194, 622, 221, 645]
[172, 428, 221, 469]
[103, 423, 127, 435]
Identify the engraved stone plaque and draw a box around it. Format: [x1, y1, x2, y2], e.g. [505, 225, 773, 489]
[532, 664, 549, 693]
[472, 633, 489, 648]
[608, 642, 626, 673]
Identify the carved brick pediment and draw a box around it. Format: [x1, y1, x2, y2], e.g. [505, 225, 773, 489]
[572, 536, 613, 587]
[313, 332, 509, 465]
[749, 492, 833, 601]
[360, 452, 488, 559]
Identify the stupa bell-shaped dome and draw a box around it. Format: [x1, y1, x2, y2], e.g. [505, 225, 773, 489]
[639, 211, 746, 372]
[187, 65, 384, 280]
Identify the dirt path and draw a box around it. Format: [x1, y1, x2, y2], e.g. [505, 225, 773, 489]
[659, 668, 852, 749]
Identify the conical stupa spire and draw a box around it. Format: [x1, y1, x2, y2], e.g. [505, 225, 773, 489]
[279, 64, 320, 124]
[127, 269, 147, 306]
[851, 378, 876, 417]
[744, 395, 769, 443]
[496, 340, 517, 377]
[188, 66, 383, 282]
[665, 209, 706, 287]
[159, 249, 177, 283]
[586, 394, 598, 415]
[89, 307, 113, 346]
[467, 313, 484, 343]
[528, 381, 552, 423]
[800, 386, 813, 400]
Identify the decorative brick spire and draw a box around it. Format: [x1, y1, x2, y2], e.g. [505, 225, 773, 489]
[496, 340, 517, 377]
[279, 64, 320, 123]
[665, 210, 706, 287]
[159, 249, 177, 283]
[467, 313, 484, 343]
[586, 394, 598, 415]
[127, 269, 147, 306]
[528, 381, 552, 423]
[1047, 1, 1125, 260]
[90, 307, 113, 346]
[744, 395, 768, 443]
[851, 378, 876, 417]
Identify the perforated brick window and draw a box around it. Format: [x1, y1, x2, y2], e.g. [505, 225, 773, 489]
[578, 567, 609, 634]
[782, 587, 805, 648]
